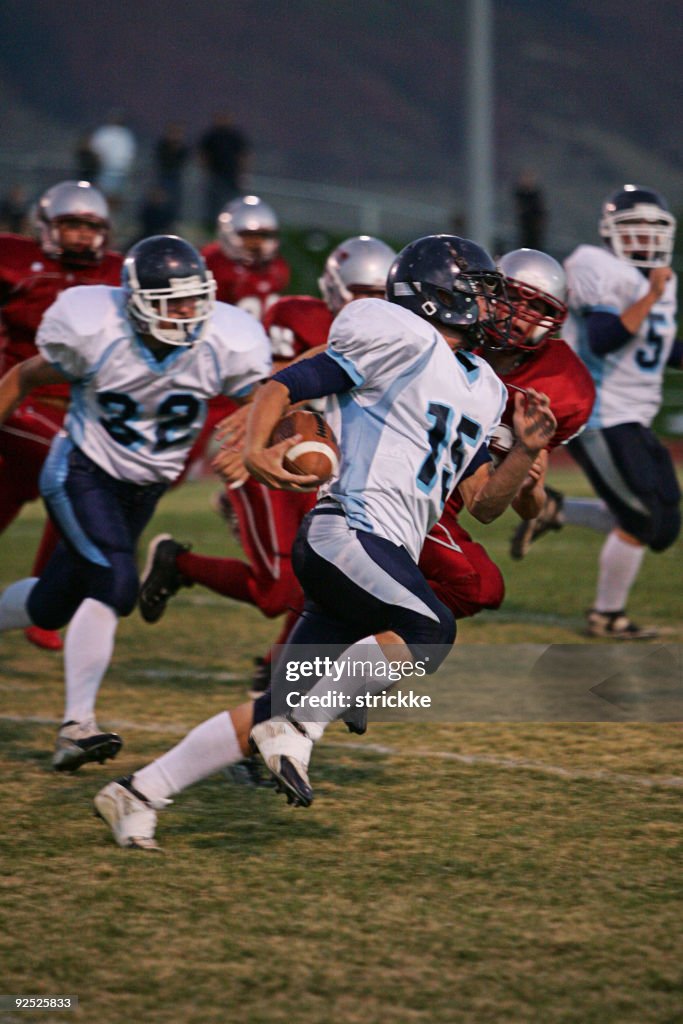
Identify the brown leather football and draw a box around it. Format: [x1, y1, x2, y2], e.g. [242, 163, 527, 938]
[270, 409, 340, 483]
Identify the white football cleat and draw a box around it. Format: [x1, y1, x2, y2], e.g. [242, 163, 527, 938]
[94, 776, 171, 851]
[250, 716, 314, 807]
[52, 718, 122, 772]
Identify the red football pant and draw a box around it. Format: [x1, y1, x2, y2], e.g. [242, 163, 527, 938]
[0, 399, 64, 534]
[419, 516, 505, 619]
[177, 478, 316, 618]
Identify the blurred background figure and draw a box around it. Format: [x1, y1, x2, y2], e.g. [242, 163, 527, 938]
[0, 184, 29, 234]
[89, 112, 137, 212]
[130, 186, 176, 245]
[153, 122, 190, 225]
[513, 170, 547, 249]
[198, 111, 250, 230]
[73, 134, 100, 182]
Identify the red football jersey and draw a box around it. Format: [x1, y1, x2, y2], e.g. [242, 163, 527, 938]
[262, 295, 334, 359]
[443, 338, 595, 517]
[496, 338, 596, 450]
[0, 234, 123, 399]
[202, 242, 290, 321]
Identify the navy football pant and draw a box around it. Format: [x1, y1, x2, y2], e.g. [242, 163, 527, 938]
[568, 424, 681, 551]
[27, 440, 165, 629]
[253, 507, 456, 723]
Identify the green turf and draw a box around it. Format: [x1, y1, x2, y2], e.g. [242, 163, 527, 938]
[1, 468, 682, 1024]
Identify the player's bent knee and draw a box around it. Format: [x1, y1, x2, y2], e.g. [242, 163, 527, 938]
[88, 555, 139, 617]
[649, 509, 681, 552]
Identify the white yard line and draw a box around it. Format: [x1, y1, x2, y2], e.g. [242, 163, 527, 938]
[2, 713, 682, 791]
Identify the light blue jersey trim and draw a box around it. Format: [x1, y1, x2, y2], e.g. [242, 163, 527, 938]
[132, 333, 188, 373]
[326, 347, 365, 387]
[39, 435, 111, 567]
[330, 344, 434, 531]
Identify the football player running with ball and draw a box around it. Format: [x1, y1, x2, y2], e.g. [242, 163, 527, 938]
[93, 234, 556, 849]
[0, 236, 271, 772]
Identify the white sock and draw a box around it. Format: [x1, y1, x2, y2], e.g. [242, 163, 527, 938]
[563, 498, 616, 533]
[292, 636, 389, 741]
[594, 531, 646, 613]
[63, 598, 118, 723]
[133, 711, 242, 801]
[0, 578, 38, 631]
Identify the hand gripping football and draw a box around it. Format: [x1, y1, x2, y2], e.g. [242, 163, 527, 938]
[270, 409, 340, 484]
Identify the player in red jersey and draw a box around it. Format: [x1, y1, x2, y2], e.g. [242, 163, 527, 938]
[0, 180, 123, 651]
[417, 248, 596, 619]
[202, 194, 290, 318]
[177, 196, 292, 482]
[138, 236, 397, 694]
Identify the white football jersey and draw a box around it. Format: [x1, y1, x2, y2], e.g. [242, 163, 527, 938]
[318, 299, 507, 562]
[37, 285, 271, 483]
[564, 245, 678, 428]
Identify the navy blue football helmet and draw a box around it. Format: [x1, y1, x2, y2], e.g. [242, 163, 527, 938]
[386, 234, 511, 346]
[122, 235, 216, 346]
[599, 185, 676, 268]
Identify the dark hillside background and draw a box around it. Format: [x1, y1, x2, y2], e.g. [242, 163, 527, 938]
[1, 0, 682, 252]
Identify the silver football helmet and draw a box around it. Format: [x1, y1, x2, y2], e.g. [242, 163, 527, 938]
[38, 180, 110, 264]
[319, 235, 397, 314]
[491, 248, 567, 350]
[217, 195, 280, 265]
[599, 184, 676, 269]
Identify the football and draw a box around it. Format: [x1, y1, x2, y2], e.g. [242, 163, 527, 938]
[270, 409, 340, 484]
[488, 422, 515, 466]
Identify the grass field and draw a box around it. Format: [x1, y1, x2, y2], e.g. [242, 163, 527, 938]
[1, 466, 682, 1024]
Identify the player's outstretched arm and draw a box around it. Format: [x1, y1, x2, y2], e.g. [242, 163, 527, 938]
[460, 390, 556, 523]
[0, 355, 67, 423]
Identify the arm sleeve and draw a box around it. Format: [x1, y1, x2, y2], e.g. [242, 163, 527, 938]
[272, 351, 355, 403]
[585, 311, 633, 356]
[459, 443, 492, 482]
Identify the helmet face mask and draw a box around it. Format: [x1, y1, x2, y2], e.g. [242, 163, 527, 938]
[318, 235, 397, 313]
[486, 248, 568, 351]
[122, 235, 216, 347]
[387, 234, 511, 348]
[38, 180, 110, 266]
[599, 185, 676, 269]
[217, 195, 280, 266]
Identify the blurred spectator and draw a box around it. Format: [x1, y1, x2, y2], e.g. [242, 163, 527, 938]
[153, 122, 190, 224]
[128, 187, 175, 247]
[513, 170, 547, 249]
[0, 185, 29, 234]
[198, 111, 250, 230]
[74, 134, 100, 182]
[89, 113, 137, 209]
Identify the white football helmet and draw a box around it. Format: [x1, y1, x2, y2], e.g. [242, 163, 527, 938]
[493, 248, 567, 350]
[37, 179, 110, 265]
[599, 185, 676, 269]
[217, 195, 280, 266]
[319, 235, 397, 314]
